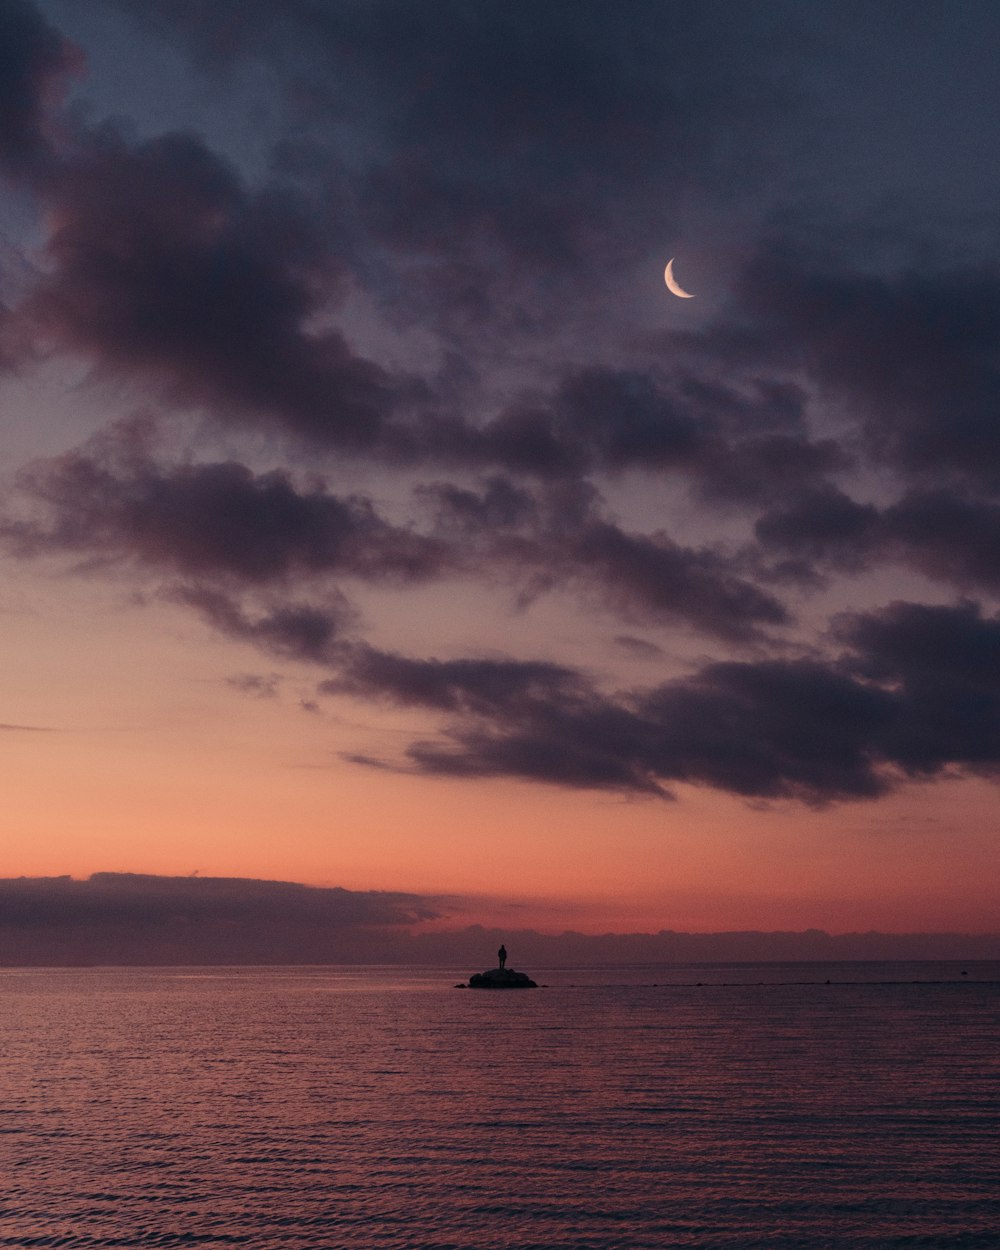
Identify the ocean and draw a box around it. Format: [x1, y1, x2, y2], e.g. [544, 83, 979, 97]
[2, 963, 998, 1248]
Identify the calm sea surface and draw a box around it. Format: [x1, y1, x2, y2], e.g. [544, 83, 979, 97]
[2, 964, 999, 1249]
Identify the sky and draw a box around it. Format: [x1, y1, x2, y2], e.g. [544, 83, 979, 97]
[1, 0, 999, 955]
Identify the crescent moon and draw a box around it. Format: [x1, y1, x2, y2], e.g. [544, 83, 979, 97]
[664, 257, 695, 299]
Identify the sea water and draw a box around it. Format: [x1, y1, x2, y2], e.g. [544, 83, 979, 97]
[2, 964, 999, 1248]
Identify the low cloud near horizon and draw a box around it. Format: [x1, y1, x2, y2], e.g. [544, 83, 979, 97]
[0, 872, 444, 965]
[2, 873, 998, 967]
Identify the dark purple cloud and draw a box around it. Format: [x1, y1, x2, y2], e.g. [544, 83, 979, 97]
[384, 657, 893, 802]
[755, 485, 1000, 596]
[119, 0, 794, 264]
[803, 266, 1000, 490]
[754, 485, 882, 580]
[0, 0, 80, 176]
[2, 1, 995, 507]
[415, 476, 539, 535]
[21, 170, 992, 504]
[0, 68, 825, 495]
[320, 647, 584, 717]
[634, 659, 895, 801]
[173, 586, 349, 665]
[327, 601, 1000, 802]
[567, 520, 789, 642]
[6, 420, 448, 583]
[84, 0, 813, 396]
[0, 870, 435, 926]
[120, 595, 957, 801]
[0, 872, 442, 964]
[2, 1, 968, 511]
[6, 436, 786, 642]
[836, 599, 1000, 691]
[834, 600, 1000, 777]
[541, 369, 832, 498]
[402, 368, 844, 503]
[404, 721, 666, 796]
[699, 245, 1000, 495]
[882, 492, 1000, 593]
[21, 128, 406, 448]
[343, 653, 669, 795]
[417, 475, 790, 641]
[0, 3, 415, 445]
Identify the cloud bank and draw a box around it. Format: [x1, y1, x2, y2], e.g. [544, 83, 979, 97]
[2, 873, 998, 967]
[0, 873, 441, 964]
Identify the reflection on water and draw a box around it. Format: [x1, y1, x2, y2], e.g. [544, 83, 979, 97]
[2, 965, 998, 1248]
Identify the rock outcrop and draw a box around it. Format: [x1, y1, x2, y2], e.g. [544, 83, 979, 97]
[466, 967, 537, 989]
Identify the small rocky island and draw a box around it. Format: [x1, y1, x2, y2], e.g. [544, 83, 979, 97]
[460, 943, 538, 988]
[467, 967, 537, 989]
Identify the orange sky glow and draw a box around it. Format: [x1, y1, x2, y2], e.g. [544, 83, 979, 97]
[3, 570, 997, 935]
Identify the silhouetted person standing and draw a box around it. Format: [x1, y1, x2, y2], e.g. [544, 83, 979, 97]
[498, 944, 507, 969]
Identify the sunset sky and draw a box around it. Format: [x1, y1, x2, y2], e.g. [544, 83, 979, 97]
[2, 0, 1000, 946]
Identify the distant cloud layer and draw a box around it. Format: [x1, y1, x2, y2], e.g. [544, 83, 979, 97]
[2, 0, 1000, 810]
[0, 873, 441, 963]
[2, 872, 997, 966]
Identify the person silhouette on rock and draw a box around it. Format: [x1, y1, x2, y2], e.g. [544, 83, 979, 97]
[498, 944, 507, 970]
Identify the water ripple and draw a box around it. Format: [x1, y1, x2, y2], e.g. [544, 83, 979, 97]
[1, 967, 998, 1248]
